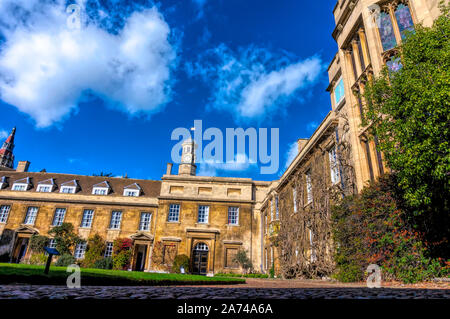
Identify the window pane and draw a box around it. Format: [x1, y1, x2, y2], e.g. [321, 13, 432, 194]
[395, 4, 414, 39]
[334, 78, 345, 105]
[228, 207, 239, 225]
[0, 205, 10, 223]
[110, 211, 122, 229]
[52, 208, 66, 226]
[168, 204, 180, 222]
[25, 207, 38, 224]
[105, 242, 113, 257]
[378, 12, 397, 51]
[139, 212, 151, 231]
[81, 209, 94, 228]
[197, 206, 209, 224]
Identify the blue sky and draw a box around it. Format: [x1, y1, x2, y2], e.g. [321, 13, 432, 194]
[0, 0, 337, 181]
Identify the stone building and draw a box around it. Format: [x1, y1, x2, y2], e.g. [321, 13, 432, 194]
[0, 0, 443, 276]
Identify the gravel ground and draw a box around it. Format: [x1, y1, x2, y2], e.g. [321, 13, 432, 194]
[0, 278, 449, 299]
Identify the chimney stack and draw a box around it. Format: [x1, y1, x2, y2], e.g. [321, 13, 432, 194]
[166, 163, 173, 175]
[16, 161, 30, 172]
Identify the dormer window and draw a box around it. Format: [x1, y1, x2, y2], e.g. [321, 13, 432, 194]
[123, 183, 141, 197]
[12, 177, 31, 191]
[60, 186, 76, 194]
[92, 181, 111, 195]
[60, 180, 79, 194]
[36, 179, 55, 193]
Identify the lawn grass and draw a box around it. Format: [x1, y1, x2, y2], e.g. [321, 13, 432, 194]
[0, 263, 245, 286]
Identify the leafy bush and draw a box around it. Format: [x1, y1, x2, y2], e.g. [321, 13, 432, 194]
[172, 254, 190, 273]
[29, 235, 49, 253]
[332, 174, 449, 283]
[55, 254, 76, 267]
[82, 234, 106, 268]
[29, 253, 48, 266]
[112, 250, 132, 270]
[94, 257, 113, 270]
[233, 249, 253, 273]
[112, 238, 133, 270]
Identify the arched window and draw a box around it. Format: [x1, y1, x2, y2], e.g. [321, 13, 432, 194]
[395, 3, 414, 40]
[377, 11, 397, 51]
[194, 242, 209, 251]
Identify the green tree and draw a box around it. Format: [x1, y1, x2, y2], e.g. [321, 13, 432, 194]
[233, 249, 253, 274]
[48, 223, 83, 255]
[82, 234, 106, 268]
[29, 234, 49, 253]
[362, 3, 450, 257]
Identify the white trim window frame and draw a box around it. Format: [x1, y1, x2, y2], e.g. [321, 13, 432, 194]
[36, 184, 52, 193]
[104, 242, 113, 257]
[24, 207, 38, 225]
[306, 170, 313, 205]
[197, 205, 209, 224]
[334, 77, 345, 107]
[228, 207, 239, 225]
[12, 183, 28, 191]
[109, 211, 122, 229]
[52, 208, 66, 226]
[60, 186, 76, 194]
[92, 187, 108, 195]
[329, 144, 340, 185]
[74, 242, 87, 259]
[275, 196, 279, 220]
[168, 204, 180, 222]
[80, 209, 94, 228]
[139, 212, 152, 231]
[0, 205, 11, 223]
[123, 189, 139, 197]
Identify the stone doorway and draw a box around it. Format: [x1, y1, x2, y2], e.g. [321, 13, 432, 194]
[13, 237, 29, 263]
[133, 244, 148, 271]
[192, 242, 209, 275]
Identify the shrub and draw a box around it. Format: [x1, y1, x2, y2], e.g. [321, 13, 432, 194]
[112, 250, 132, 270]
[172, 254, 190, 273]
[94, 257, 113, 270]
[112, 238, 133, 270]
[29, 253, 48, 265]
[332, 173, 449, 283]
[55, 254, 76, 267]
[233, 249, 253, 274]
[269, 264, 275, 278]
[82, 234, 106, 268]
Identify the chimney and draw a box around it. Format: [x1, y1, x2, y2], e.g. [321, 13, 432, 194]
[297, 139, 308, 153]
[16, 161, 30, 172]
[166, 163, 173, 175]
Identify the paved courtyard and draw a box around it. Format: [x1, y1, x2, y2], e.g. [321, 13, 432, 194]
[1, 279, 449, 299]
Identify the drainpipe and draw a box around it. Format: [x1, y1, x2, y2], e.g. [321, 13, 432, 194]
[260, 210, 264, 273]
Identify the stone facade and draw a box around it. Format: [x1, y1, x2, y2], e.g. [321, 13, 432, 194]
[0, 0, 443, 276]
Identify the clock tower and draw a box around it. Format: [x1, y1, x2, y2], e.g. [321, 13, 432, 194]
[178, 138, 197, 176]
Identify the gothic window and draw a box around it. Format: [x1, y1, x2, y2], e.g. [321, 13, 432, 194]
[395, 3, 414, 39]
[334, 77, 345, 105]
[378, 11, 397, 51]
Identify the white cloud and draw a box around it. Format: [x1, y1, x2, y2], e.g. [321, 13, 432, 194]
[186, 44, 322, 122]
[0, 0, 177, 127]
[307, 121, 319, 132]
[197, 153, 257, 176]
[0, 130, 8, 139]
[284, 141, 298, 170]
